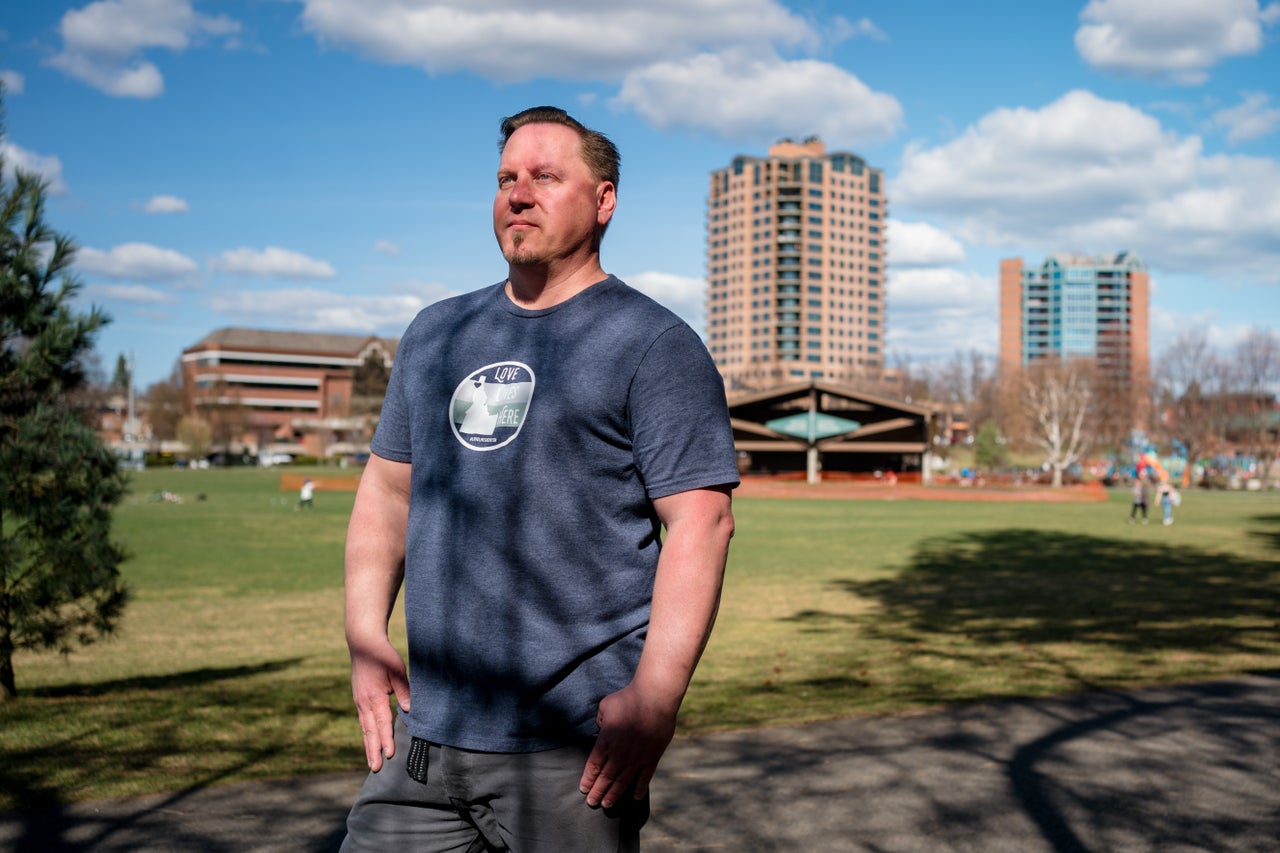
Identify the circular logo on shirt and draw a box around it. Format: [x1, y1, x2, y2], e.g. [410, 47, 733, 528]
[449, 362, 535, 451]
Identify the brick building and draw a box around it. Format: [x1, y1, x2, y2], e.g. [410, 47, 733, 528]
[180, 328, 396, 458]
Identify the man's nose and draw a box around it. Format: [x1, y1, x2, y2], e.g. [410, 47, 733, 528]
[508, 174, 533, 207]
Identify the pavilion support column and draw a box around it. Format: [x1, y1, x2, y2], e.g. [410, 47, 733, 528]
[806, 385, 821, 484]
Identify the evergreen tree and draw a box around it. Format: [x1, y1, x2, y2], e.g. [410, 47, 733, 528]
[973, 419, 1006, 471]
[0, 94, 129, 700]
[352, 349, 392, 415]
[111, 352, 131, 393]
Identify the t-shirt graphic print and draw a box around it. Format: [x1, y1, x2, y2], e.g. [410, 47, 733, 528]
[449, 361, 535, 451]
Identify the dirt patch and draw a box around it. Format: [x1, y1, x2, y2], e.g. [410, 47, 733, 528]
[278, 472, 362, 492]
[734, 477, 1107, 503]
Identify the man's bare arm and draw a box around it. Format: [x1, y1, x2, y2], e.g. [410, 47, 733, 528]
[580, 484, 734, 808]
[345, 453, 413, 771]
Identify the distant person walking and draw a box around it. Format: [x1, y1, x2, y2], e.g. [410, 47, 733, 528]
[1128, 474, 1149, 524]
[1157, 481, 1177, 526]
[297, 477, 315, 511]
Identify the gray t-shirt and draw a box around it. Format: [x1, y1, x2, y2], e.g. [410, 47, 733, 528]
[371, 276, 739, 752]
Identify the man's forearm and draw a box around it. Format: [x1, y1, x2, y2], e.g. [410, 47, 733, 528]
[344, 455, 411, 644]
[632, 486, 735, 706]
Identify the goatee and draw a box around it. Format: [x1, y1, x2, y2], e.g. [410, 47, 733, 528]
[503, 234, 542, 266]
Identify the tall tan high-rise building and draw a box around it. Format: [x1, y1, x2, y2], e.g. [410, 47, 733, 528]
[706, 137, 887, 391]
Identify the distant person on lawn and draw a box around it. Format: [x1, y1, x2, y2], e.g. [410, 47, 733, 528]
[297, 478, 314, 511]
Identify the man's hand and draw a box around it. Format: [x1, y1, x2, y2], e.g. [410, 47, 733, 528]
[579, 682, 679, 809]
[350, 637, 411, 772]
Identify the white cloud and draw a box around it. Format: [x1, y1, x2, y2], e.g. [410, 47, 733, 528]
[206, 282, 455, 333]
[141, 194, 189, 213]
[296, 0, 812, 82]
[293, 1, 895, 143]
[1213, 92, 1280, 144]
[373, 239, 401, 256]
[832, 17, 888, 43]
[886, 221, 966, 267]
[1075, 0, 1277, 84]
[626, 271, 706, 332]
[1, 142, 69, 194]
[47, 52, 164, 98]
[46, 0, 241, 98]
[614, 51, 902, 146]
[894, 89, 1280, 283]
[0, 70, 25, 94]
[209, 247, 337, 279]
[885, 268, 997, 362]
[85, 282, 179, 304]
[76, 242, 198, 280]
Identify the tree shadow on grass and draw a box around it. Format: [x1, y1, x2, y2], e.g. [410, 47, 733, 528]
[1248, 513, 1280, 553]
[0, 659, 359, 852]
[827, 528, 1279, 695]
[29, 660, 303, 698]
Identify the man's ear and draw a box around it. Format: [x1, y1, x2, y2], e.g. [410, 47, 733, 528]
[597, 181, 617, 226]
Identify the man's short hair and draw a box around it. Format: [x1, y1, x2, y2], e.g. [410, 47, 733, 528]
[499, 106, 620, 190]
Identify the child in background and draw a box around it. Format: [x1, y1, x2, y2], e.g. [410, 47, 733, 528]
[1157, 480, 1177, 526]
[1129, 474, 1149, 524]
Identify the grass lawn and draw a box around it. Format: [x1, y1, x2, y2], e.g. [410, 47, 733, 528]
[1, 468, 1277, 810]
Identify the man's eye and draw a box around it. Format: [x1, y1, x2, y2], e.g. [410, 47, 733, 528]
[498, 176, 514, 188]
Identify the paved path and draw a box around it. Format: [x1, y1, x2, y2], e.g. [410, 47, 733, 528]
[3, 674, 1277, 852]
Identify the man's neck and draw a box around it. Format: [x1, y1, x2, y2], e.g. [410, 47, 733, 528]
[505, 257, 608, 310]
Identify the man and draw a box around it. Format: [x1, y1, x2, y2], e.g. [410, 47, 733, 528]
[341, 106, 738, 851]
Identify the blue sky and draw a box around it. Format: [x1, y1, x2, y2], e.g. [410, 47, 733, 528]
[3, 0, 1278, 389]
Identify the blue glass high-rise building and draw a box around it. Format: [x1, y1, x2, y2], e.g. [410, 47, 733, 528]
[999, 252, 1150, 393]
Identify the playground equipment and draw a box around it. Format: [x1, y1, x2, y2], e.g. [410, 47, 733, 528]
[1138, 451, 1168, 482]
